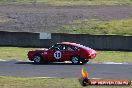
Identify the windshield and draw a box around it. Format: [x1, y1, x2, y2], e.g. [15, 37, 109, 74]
[48, 45, 54, 50]
[79, 45, 91, 50]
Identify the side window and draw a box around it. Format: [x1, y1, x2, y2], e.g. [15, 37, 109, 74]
[73, 46, 79, 51]
[58, 44, 67, 51]
[49, 44, 61, 50]
[54, 45, 61, 50]
[65, 45, 74, 51]
[67, 47, 74, 51]
[53, 44, 67, 51]
[54, 47, 60, 50]
[66, 45, 79, 51]
[58, 45, 63, 50]
[49, 44, 79, 51]
[61, 45, 66, 50]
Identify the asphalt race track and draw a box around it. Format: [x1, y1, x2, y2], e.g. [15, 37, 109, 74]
[0, 60, 132, 79]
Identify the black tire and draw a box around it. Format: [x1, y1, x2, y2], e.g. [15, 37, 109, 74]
[71, 56, 80, 64]
[33, 54, 43, 64]
[82, 59, 89, 64]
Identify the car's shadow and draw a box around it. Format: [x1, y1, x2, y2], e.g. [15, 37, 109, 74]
[15, 61, 84, 65]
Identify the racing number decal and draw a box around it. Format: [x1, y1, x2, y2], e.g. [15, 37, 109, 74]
[54, 51, 62, 59]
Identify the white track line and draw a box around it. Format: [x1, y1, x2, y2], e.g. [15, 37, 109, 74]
[0, 59, 131, 65]
[0, 59, 7, 61]
[89, 62, 130, 64]
[31, 77, 103, 79]
[100, 62, 129, 64]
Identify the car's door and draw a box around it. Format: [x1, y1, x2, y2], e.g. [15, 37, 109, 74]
[61, 45, 78, 61]
[43, 44, 78, 62]
[45, 44, 64, 61]
[52, 44, 65, 61]
[42, 44, 60, 61]
[49, 44, 71, 61]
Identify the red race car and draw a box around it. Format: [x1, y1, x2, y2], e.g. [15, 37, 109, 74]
[28, 42, 96, 64]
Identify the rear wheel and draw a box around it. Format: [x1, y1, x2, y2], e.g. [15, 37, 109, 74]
[33, 55, 42, 64]
[71, 56, 80, 64]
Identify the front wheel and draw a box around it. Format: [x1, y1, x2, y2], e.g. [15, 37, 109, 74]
[71, 56, 80, 64]
[33, 55, 42, 64]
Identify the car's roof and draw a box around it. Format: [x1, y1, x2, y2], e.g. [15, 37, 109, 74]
[59, 42, 81, 47]
[57, 42, 92, 50]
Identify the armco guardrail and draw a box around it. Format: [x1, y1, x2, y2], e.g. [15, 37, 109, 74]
[0, 31, 132, 50]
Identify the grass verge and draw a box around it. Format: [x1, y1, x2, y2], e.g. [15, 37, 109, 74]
[57, 19, 132, 35]
[0, 76, 131, 88]
[0, 47, 132, 63]
[93, 51, 132, 63]
[0, 0, 132, 5]
[0, 47, 39, 61]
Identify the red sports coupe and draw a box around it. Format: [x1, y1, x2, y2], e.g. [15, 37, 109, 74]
[28, 42, 96, 64]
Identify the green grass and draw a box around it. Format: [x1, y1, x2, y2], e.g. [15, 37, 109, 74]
[0, 47, 132, 63]
[57, 19, 132, 35]
[1, 0, 132, 5]
[93, 51, 132, 63]
[0, 47, 39, 60]
[0, 76, 131, 88]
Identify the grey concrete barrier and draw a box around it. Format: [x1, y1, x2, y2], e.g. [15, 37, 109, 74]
[0, 31, 132, 51]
